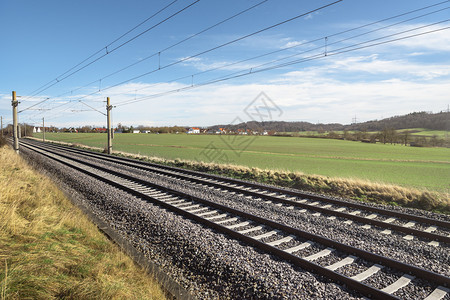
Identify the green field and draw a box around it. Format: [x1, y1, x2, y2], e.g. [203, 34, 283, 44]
[398, 128, 449, 138]
[33, 133, 450, 193]
[283, 128, 449, 138]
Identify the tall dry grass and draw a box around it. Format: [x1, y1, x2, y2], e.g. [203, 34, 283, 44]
[119, 153, 448, 214]
[0, 145, 166, 299]
[181, 160, 449, 213]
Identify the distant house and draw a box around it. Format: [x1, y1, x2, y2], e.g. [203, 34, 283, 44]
[215, 128, 226, 134]
[93, 128, 107, 133]
[237, 129, 247, 135]
[187, 127, 200, 134]
[132, 130, 140, 134]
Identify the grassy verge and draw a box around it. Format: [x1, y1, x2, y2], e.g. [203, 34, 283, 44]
[0, 143, 167, 299]
[145, 157, 449, 214]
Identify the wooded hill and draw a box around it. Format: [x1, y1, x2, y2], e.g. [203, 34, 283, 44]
[209, 111, 449, 132]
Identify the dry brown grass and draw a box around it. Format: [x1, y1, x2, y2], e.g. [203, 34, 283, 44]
[0, 145, 167, 299]
[133, 155, 448, 214]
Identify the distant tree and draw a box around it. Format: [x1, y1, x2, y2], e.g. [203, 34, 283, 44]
[430, 135, 439, 147]
[369, 133, 378, 143]
[387, 128, 397, 144]
[77, 125, 92, 133]
[327, 131, 339, 139]
[379, 127, 396, 144]
[343, 130, 351, 140]
[354, 131, 363, 141]
[401, 130, 411, 146]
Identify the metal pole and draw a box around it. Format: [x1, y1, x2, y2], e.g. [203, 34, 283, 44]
[106, 97, 112, 154]
[42, 117, 45, 142]
[12, 91, 19, 153]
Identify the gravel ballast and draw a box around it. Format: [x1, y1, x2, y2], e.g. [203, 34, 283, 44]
[19, 143, 449, 299]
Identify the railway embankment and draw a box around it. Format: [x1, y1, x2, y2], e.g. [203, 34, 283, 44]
[0, 143, 167, 299]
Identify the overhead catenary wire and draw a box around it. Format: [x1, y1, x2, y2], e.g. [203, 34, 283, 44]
[20, 0, 450, 113]
[22, 7, 450, 120]
[64, 2, 450, 108]
[19, 1, 450, 122]
[111, 3, 450, 103]
[22, 0, 198, 101]
[33, 0, 343, 108]
[95, 0, 344, 92]
[68, 11, 450, 107]
[114, 23, 450, 107]
[26, 0, 272, 108]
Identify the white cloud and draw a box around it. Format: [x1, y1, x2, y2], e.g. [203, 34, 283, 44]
[381, 23, 450, 52]
[17, 69, 448, 128]
[277, 53, 450, 82]
[14, 21, 450, 128]
[179, 56, 264, 72]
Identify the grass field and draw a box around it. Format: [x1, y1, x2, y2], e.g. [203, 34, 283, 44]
[33, 133, 450, 193]
[281, 128, 449, 138]
[398, 128, 449, 138]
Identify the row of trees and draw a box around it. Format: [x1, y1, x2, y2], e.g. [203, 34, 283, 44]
[319, 128, 447, 147]
[210, 111, 449, 133]
[61, 124, 188, 134]
[118, 124, 187, 134]
[1, 124, 36, 137]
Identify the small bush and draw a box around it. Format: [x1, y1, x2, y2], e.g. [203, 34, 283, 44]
[0, 136, 7, 148]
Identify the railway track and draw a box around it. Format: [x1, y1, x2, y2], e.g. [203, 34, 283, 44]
[20, 139, 450, 299]
[22, 139, 450, 246]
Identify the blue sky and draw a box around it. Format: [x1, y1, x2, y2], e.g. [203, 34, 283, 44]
[1, 0, 449, 128]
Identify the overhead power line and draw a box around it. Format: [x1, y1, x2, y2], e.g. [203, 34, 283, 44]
[114, 23, 449, 106]
[51, 2, 449, 108]
[30, 0, 271, 106]
[40, 0, 343, 107]
[20, 1, 450, 121]
[103, 0, 343, 90]
[111, 3, 450, 102]
[22, 0, 198, 100]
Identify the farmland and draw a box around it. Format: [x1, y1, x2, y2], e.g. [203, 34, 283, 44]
[33, 132, 449, 193]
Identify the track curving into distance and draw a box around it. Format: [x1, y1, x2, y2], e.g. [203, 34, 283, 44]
[19, 139, 450, 300]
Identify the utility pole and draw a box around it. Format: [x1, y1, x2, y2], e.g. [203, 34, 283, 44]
[12, 91, 19, 153]
[446, 104, 449, 143]
[42, 117, 45, 142]
[106, 97, 112, 154]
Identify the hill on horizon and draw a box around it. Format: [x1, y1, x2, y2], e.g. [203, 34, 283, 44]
[208, 111, 449, 133]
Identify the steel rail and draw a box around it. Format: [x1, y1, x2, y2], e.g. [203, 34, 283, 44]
[22, 139, 450, 244]
[24, 138, 449, 228]
[20, 141, 450, 299]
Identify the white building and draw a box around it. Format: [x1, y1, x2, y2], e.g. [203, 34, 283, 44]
[187, 127, 200, 134]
